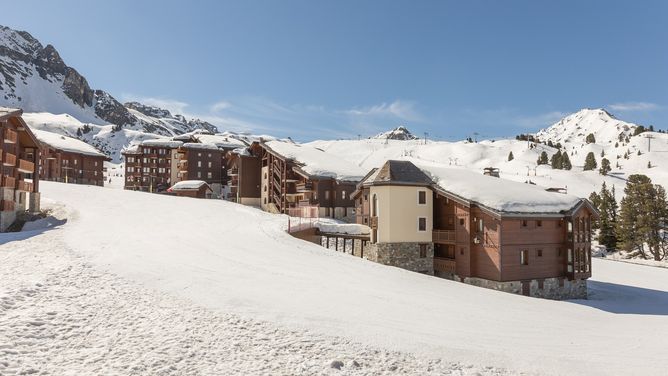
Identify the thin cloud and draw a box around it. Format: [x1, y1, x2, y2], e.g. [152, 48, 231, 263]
[121, 94, 189, 115]
[210, 101, 232, 112]
[515, 111, 567, 129]
[345, 100, 422, 122]
[608, 102, 661, 112]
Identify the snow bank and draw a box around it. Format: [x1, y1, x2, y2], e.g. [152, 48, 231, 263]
[264, 140, 367, 181]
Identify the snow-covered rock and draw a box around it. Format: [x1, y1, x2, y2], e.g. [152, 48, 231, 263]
[372, 126, 419, 140]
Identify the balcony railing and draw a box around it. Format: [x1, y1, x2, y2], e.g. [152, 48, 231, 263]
[3, 152, 16, 167]
[16, 180, 33, 192]
[433, 229, 456, 243]
[17, 159, 35, 173]
[227, 167, 239, 176]
[296, 182, 313, 192]
[433, 257, 456, 274]
[3, 128, 17, 144]
[1, 175, 16, 188]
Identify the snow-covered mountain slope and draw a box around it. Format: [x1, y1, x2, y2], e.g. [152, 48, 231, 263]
[4, 181, 665, 375]
[536, 108, 638, 145]
[307, 110, 667, 200]
[0, 25, 217, 138]
[372, 125, 419, 140]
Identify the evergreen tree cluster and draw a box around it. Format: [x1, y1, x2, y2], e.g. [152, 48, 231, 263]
[550, 150, 571, 170]
[589, 182, 618, 250]
[583, 152, 597, 171]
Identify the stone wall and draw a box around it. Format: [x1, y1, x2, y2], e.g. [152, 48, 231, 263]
[459, 276, 587, 300]
[364, 242, 434, 275]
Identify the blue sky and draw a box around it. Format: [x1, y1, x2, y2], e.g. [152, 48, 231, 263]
[3, 0, 667, 140]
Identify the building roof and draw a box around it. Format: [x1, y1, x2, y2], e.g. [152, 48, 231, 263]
[140, 139, 184, 148]
[33, 129, 107, 158]
[262, 140, 366, 181]
[361, 160, 434, 187]
[0, 107, 23, 121]
[169, 180, 212, 191]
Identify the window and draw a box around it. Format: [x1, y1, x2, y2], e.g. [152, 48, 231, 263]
[94, 161, 98, 167]
[342, 191, 346, 200]
[208, 161, 212, 168]
[522, 220, 528, 227]
[364, 194, 368, 201]
[520, 250, 529, 265]
[208, 153, 212, 158]
[94, 171, 97, 176]
[477, 218, 483, 232]
[198, 152, 202, 157]
[197, 171, 202, 178]
[537, 220, 542, 227]
[418, 190, 426, 205]
[207, 172, 212, 179]
[419, 244, 427, 258]
[537, 249, 543, 257]
[264, 186, 267, 192]
[460, 247, 464, 255]
[198, 161, 202, 168]
[143, 158, 148, 164]
[418, 217, 427, 232]
[459, 218, 465, 226]
[325, 191, 330, 200]
[74, 159, 78, 165]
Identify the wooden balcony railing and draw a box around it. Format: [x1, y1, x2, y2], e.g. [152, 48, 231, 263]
[1, 175, 16, 188]
[296, 182, 313, 192]
[0, 200, 14, 212]
[3, 152, 16, 167]
[433, 229, 456, 243]
[17, 159, 35, 173]
[3, 128, 17, 144]
[433, 257, 456, 274]
[227, 167, 239, 176]
[16, 180, 33, 192]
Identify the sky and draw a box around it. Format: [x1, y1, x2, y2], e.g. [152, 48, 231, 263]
[2, 0, 667, 141]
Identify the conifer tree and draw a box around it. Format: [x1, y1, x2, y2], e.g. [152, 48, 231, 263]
[561, 152, 572, 170]
[550, 150, 562, 169]
[537, 151, 548, 165]
[599, 158, 611, 175]
[616, 175, 668, 260]
[584, 152, 597, 171]
[507, 151, 514, 161]
[595, 183, 618, 249]
[586, 133, 596, 144]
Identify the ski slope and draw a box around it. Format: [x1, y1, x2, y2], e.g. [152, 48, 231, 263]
[1, 182, 665, 375]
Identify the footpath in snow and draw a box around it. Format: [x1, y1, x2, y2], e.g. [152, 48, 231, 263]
[2, 182, 668, 375]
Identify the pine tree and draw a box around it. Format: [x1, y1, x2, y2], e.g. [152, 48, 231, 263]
[599, 158, 611, 175]
[76, 128, 83, 137]
[584, 152, 597, 171]
[586, 133, 596, 144]
[595, 183, 618, 249]
[550, 150, 563, 169]
[537, 151, 548, 165]
[600, 149, 605, 157]
[616, 175, 668, 260]
[648, 161, 652, 169]
[614, 142, 619, 148]
[561, 153, 572, 170]
[507, 151, 514, 161]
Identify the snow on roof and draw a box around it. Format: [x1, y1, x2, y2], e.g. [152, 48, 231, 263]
[33, 129, 107, 158]
[181, 142, 223, 151]
[140, 139, 184, 148]
[170, 180, 210, 190]
[264, 140, 366, 181]
[194, 134, 247, 149]
[417, 162, 581, 214]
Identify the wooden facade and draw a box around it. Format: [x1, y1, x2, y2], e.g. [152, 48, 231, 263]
[123, 143, 178, 192]
[176, 144, 226, 195]
[0, 108, 41, 231]
[39, 146, 108, 186]
[225, 142, 262, 204]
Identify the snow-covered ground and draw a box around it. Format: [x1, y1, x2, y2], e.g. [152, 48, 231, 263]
[2, 182, 667, 375]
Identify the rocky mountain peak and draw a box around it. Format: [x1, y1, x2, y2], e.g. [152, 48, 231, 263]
[373, 126, 418, 140]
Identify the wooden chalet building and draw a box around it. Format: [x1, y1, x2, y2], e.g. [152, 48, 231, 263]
[0, 108, 41, 231]
[176, 143, 225, 197]
[123, 139, 183, 192]
[352, 160, 598, 300]
[35, 129, 109, 186]
[225, 141, 263, 205]
[259, 141, 365, 219]
[167, 180, 213, 199]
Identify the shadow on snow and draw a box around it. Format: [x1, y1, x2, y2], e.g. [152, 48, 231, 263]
[569, 280, 668, 315]
[0, 216, 68, 245]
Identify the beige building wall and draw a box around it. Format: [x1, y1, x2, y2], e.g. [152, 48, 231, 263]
[260, 166, 269, 210]
[170, 149, 180, 184]
[370, 185, 433, 243]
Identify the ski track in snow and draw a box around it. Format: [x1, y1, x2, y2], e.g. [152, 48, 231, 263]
[0, 224, 509, 376]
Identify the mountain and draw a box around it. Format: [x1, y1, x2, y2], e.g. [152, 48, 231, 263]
[372, 126, 419, 140]
[536, 108, 638, 145]
[0, 25, 217, 137]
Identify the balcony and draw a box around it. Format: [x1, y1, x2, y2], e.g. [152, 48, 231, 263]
[296, 182, 313, 192]
[16, 180, 33, 192]
[3, 128, 17, 144]
[433, 257, 456, 274]
[3, 152, 16, 167]
[1, 175, 16, 188]
[0, 200, 14, 212]
[433, 229, 456, 244]
[227, 167, 238, 176]
[17, 159, 34, 173]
